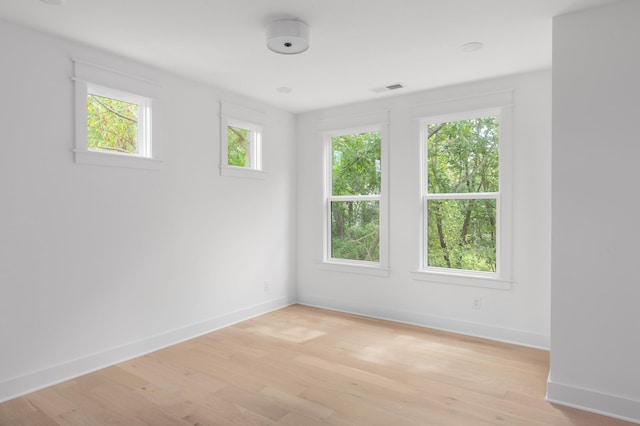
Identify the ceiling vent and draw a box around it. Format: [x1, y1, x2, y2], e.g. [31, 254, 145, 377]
[371, 83, 405, 93]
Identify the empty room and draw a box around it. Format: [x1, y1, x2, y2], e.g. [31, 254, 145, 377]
[0, 0, 638, 424]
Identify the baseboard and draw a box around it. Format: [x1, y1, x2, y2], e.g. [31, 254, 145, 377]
[546, 379, 640, 424]
[0, 297, 293, 404]
[298, 294, 550, 349]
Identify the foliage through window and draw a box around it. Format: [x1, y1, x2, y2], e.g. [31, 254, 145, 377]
[424, 116, 500, 273]
[328, 131, 381, 263]
[86, 85, 151, 158]
[73, 59, 160, 170]
[219, 101, 264, 177]
[227, 124, 259, 168]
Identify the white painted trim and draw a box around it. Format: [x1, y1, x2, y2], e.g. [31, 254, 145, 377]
[546, 379, 640, 424]
[72, 58, 161, 88]
[73, 60, 162, 169]
[220, 166, 267, 179]
[317, 110, 389, 131]
[219, 100, 266, 175]
[329, 194, 381, 202]
[317, 261, 390, 277]
[417, 101, 513, 284]
[0, 297, 293, 404]
[321, 117, 389, 269]
[74, 150, 162, 170]
[220, 100, 266, 126]
[72, 58, 160, 98]
[298, 295, 549, 349]
[410, 270, 512, 290]
[410, 90, 513, 119]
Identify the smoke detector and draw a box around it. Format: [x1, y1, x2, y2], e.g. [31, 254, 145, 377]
[266, 20, 310, 55]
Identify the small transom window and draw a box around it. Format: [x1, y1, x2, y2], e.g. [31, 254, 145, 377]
[87, 84, 151, 158]
[220, 101, 266, 178]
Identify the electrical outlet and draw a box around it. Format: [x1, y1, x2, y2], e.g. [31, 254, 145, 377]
[472, 297, 482, 310]
[264, 280, 271, 292]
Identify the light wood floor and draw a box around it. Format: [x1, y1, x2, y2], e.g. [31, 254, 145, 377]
[0, 305, 633, 425]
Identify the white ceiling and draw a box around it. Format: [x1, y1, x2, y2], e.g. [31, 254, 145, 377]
[0, 0, 621, 113]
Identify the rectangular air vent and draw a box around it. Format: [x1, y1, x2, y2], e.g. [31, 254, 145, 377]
[371, 83, 405, 93]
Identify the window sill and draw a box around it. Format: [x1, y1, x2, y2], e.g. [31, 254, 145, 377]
[411, 270, 512, 290]
[74, 150, 162, 170]
[318, 261, 390, 277]
[220, 166, 266, 179]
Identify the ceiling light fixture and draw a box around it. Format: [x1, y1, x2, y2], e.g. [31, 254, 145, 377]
[40, 0, 66, 5]
[266, 20, 310, 55]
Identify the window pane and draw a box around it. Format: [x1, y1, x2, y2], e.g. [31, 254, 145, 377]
[427, 117, 499, 194]
[87, 94, 138, 154]
[332, 131, 381, 196]
[427, 199, 496, 272]
[228, 125, 251, 167]
[331, 200, 379, 262]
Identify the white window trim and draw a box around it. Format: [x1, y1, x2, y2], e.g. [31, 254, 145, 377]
[72, 58, 162, 170]
[412, 92, 513, 289]
[321, 119, 390, 273]
[220, 101, 266, 179]
[318, 261, 390, 277]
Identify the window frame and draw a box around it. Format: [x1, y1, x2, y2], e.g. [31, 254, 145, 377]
[220, 101, 266, 179]
[412, 94, 513, 289]
[86, 83, 152, 157]
[73, 58, 161, 170]
[322, 121, 389, 274]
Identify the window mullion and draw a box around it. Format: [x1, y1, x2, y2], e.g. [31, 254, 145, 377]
[328, 194, 381, 202]
[426, 192, 498, 200]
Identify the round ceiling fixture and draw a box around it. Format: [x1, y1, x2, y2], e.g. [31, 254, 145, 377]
[266, 20, 310, 55]
[461, 42, 484, 53]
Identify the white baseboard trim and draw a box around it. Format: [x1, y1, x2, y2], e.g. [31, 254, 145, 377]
[0, 297, 293, 404]
[546, 379, 640, 424]
[298, 294, 550, 349]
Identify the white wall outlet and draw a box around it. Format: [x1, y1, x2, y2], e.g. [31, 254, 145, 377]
[472, 297, 482, 310]
[264, 280, 271, 291]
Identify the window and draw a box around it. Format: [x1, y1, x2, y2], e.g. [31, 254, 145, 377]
[73, 58, 161, 170]
[226, 121, 261, 169]
[323, 122, 388, 272]
[220, 101, 265, 178]
[425, 114, 499, 272]
[87, 84, 151, 157]
[418, 104, 511, 287]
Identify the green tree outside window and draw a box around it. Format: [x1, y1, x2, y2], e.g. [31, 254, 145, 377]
[87, 94, 138, 154]
[426, 117, 499, 272]
[330, 131, 381, 262]
[227, 125, 250, 167]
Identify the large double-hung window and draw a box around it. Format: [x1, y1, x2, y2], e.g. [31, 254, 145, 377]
[415, 92, 512, 288]
[323, 116, 389, 272]
[425, 114, 499, 272]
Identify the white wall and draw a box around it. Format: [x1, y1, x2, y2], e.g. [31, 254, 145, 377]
[0, 20, 296, 402]
[296, 71, 551, 349]
[548, 0, 640, 422]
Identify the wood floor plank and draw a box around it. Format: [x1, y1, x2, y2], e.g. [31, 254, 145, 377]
[0, 304, 634, 425]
